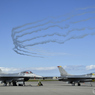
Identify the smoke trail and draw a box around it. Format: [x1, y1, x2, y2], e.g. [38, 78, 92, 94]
[12, 6, 95, 57]
[13, 15, 95, 42]
[15, 31, 95, 57]
[76, 6, 95, 10]
[12, 18, 48, 31]
[12, 10, 95, 36]
[14, 49, 43, 58]
[24, 32, 95, 47]
[13, 47, 37, 54]
[15, 25, 63, 40]
[12, 6, 95, 32]
[16, 27, 87, 43]
[16, 26, 95, 45]
[14, 16, 95, 42]
[72, 17, 95, 24]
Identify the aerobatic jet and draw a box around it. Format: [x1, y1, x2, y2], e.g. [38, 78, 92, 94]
[0, 69, 42, 86]
[57, 66, 95, 86]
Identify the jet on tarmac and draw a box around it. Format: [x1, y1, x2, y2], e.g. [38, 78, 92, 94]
[57, 66, 95, 86]
[0, 69, 42, 86]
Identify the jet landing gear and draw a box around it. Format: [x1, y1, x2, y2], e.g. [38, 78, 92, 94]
[12, 81, 17, 86]
[72, 83, 75, 86]
[72, 82, 75, 86]
[77, 83, 81, 86]
[90, 82, 92, 87]
[18, 81, 25, 86]
[72, 82, 81, 86]
[4, 81, 7, 86]
[9, 82, 11, 86]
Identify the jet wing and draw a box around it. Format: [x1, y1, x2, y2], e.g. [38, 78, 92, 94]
[0, 74, 42, 79]
[58, 76, 95, 82]
[61, 75, 95, 79]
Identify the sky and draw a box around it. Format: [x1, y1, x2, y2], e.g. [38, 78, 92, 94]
[0, 0, 95, 76]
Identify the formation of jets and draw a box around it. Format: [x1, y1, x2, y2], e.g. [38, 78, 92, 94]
[0, 66, 95, 86]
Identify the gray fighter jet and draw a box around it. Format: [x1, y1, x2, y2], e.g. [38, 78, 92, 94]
[0, 69, 42, 86]
[57, 66, 95, 86]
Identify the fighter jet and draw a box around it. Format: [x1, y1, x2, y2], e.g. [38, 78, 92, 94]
[0, 69, 42, 86]
[57, 66, 95, 86]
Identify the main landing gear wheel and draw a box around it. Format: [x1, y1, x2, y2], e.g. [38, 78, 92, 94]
[72, 82, 75, 86]
[12, 82, 17, 86]
[78, 83, 81, 86]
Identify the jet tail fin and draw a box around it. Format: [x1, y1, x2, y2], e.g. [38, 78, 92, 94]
[57, 66, 69, 76]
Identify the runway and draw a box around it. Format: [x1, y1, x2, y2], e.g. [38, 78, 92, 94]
[0, 81, 95, 95]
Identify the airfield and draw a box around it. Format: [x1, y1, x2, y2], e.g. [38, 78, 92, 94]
[0, 81, 95, 95]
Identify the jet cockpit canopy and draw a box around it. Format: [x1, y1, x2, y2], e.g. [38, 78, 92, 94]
[21, 70, 33, 74]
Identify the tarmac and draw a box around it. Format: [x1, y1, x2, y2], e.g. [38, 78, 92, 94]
[0, 81, 95, 95]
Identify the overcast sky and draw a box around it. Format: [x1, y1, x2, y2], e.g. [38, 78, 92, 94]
[0, 0, 95, 76]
